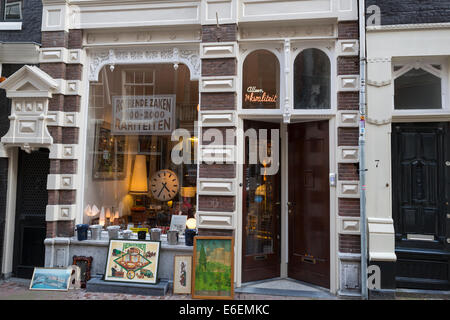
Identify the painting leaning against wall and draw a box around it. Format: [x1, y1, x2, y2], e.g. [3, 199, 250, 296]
[192, 236, 234, 300]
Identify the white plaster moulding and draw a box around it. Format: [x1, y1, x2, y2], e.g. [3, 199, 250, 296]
[337, 180, 360, 198]
[200, 42, 237, 59]
[367, 22, 450, 32]
[337, 110, 359, 127]
[338, 217, 360, 235]
[49, 144, 80, 160]
[200, 76, 237, 93]
[0, 144, 7, 158]
[337, 146, 359, 163]
[239, 0, 358, 22]
[47, 174, 79, 190]
[337, 75, 360, 92]
[47, 111, 80, 128]
[197, 211, 235, 229]
[199, 111, 236, 127]
[46, 204, 77, 222]
[336, 39, 359, 57]
[40, 48, 86, 65]
[198, 178, 236, 196]
[88, 47, 201, 82]
[199, 145, 236, 163]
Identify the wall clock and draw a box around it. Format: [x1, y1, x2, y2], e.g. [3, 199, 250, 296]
[150, 169, 180, 201]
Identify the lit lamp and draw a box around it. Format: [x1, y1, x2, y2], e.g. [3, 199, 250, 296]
[99, 207, 106, 226]
[185, 217, 197, 246]
[129, 155, 148, 204]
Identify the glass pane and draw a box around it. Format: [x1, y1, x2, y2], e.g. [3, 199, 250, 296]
[242, 50, 280, 109]
[294, 49, 331, 109]
[5, 2, 21, 20]
[244, 138, 278, 255]
[84, 64, 198, 231]
[395, 68, 442, 110]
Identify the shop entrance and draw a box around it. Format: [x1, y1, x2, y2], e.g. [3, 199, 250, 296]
[242, 120, 281, 283]
[287, 120, 330, 288]
[241, 119, 330, 288]
[13, 148, 49, 279]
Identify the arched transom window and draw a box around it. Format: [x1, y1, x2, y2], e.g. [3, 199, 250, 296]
[294, 48, 331, 109]
[242, 50, 280, 109]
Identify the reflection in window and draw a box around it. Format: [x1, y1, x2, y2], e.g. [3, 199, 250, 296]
[4, 1, 22, 20]
[394, 68, 442, 110]
[242, 50, 279, 109]
[84, 64, 198, 232]
[294, 49, 330, 109]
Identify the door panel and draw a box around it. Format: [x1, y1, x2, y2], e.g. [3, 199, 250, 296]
[242, 120, 281, 283]
[288, 121, 330, 288]
[13, 149, 49, 279]
[392, 122, 450, 290]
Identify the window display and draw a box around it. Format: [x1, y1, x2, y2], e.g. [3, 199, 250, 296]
[84, 63, 198, 231]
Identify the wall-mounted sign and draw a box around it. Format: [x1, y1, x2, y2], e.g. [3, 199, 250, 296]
[244, 86, 277, 104]
[112, 95, 176, 135]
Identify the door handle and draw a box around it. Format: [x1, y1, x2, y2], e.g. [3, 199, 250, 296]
[287, 202, 296, 206]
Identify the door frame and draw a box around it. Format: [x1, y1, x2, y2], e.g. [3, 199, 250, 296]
[1, 147, 18, 278]
[236, 115, 337, 294]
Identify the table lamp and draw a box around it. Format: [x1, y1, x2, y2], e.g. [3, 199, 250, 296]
[129, 155, 148, 206]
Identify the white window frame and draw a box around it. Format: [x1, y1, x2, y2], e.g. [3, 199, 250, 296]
[4, 1, 22, 21]
[121, 68, 156, 96]
[392, 58, 449, 118]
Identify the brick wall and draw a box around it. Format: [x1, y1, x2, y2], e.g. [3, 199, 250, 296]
[366, 0, 450, 25]
[40, 29, 83, 237]
[0, 0, 42, 43]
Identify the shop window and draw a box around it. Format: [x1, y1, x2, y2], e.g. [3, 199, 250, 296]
[242, 50, 280, 109]
[394, 66, 442, 110]
[294, 48, 331, 109]
[4, 1, 22, 20]
[84, 64, 198, 232]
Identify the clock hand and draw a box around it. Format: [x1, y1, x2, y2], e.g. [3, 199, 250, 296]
[157, 184, 165, 197]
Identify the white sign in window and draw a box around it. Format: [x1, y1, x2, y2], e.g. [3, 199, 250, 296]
[112, 95, 176, 135]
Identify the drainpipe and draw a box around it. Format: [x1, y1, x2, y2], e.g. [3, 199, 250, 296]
[358, 0, 368, 300]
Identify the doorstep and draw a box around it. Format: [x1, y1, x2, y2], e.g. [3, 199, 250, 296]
[86, 276, 169, 296]
[235, 278, 337, 299]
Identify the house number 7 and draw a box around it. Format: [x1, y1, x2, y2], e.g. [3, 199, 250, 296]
[375, 160, 380, 168]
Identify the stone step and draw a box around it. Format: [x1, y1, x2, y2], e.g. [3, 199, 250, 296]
[86, 276, 169, 296]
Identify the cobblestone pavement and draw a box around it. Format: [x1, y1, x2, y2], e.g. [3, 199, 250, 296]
[0, 278, 320, 300]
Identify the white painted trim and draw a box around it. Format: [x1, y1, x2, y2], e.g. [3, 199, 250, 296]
[367, 22, 450, 32]
[1, 148, 18, 276]
[0, 22, 22, 30]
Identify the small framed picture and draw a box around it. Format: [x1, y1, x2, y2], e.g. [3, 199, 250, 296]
[29, 267, 72, 291]
[192, 236, 234, 300]
[72, 256, 93, 288]
[173, 255, 192, 295]
[104, 239, 161, 285]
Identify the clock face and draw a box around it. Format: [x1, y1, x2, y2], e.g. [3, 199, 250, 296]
[150, 169, 179, 201]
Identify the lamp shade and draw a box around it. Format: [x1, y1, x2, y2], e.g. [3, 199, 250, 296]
[129, 155, 148, 194]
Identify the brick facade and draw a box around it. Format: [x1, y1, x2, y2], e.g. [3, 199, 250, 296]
[40, 27, 83, 237]
[0, 0, 42, 43]
[366, 0, 450, 25]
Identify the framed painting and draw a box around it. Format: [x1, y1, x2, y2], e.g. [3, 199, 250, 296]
[29, 267, 72, 291]
[72, 256, 93, 288]
[104, 239, 161, 285]
[173, 255, 192, 295]
[192, 236, 234, 300]
[92, 122, 127, 180]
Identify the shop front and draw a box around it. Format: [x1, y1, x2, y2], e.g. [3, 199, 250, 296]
[0, 0, 362, 297]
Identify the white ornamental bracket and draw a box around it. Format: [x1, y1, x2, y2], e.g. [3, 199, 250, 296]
[0, 65, 58, 152]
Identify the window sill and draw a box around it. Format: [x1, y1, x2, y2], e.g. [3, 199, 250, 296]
[392, 110, 450, 122]
[0, 21, 22, 31]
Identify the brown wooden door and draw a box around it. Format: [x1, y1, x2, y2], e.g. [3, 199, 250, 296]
[288, 121, 330, 288]
[242, 120, 281, 283]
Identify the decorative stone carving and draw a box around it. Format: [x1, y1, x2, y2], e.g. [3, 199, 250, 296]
[0, 65, 58, 152]
[88, 47, 201, 81]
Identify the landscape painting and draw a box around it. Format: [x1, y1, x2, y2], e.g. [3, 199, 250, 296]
[29, 267, 72, 291]
[104, 240, 161, 285]
[192, 236, 234, 300]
